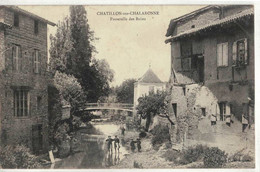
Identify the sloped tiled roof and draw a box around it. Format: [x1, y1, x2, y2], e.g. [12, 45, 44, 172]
[165, 8, 254, 43]
[0, 21, 12, 29]
[138, 68, 163, 83]
[0, 6, 56, 26]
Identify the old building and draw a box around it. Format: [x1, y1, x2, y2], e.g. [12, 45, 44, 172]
[165, 5, 254, 153]
[134, 68, 166, 107]
[0, 6, 55, 153]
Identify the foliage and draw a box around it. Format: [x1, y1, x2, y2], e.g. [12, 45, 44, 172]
[54, 122, 71, 145]
[182, 144, 208, 164]
[54, 71, 85, 114]
[115, 79, 136, 103]
[0, 145, 41, 169]
[49, 16, 73, 73]
[47, 86, 63, 147]
[125, 115, 140, 130]
[241, 154, 253, 162]
[230, 150, 253, 162]
[137, 91, 168, 130]
[203, 147, 227, 168]
[139, 131, 147, 138]
[133, 161, 143, 168]
[49, 5, 114, 102]
[163, 149, 183, 163]
[150, 124, 170, 146]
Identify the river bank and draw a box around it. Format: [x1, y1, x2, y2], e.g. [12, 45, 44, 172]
[113, 129, 255, 169]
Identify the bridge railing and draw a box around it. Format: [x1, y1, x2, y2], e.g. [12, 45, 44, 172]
[85, 103, 134, 109]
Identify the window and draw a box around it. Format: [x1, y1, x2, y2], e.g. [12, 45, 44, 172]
[232, 39, 248, 66]
[14, 89, 30, 117]
[14, 13, 19, 27]
[191, 55, 198, 69]
[217, 42, 228, 67]
[33, 50, 40, 73]
[218, 102, 226, 121]
[149, 86, 154, 93]
[172, 103, 177, 118]
[12, 45, 21, 71]
[182, 86, 186, 96]
[36, 96, 42, 110]
[34, 20, 39, 34]
[181, 41, 192, 57]
[201, 108, 206, 117]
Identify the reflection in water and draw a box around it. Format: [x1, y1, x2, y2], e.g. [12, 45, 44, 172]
[52, 124, 128, 169]
[105, 150, 120, 167]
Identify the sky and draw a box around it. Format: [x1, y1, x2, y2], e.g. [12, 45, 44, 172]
[19, 5, 204, 86]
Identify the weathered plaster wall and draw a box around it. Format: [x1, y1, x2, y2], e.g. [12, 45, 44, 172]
[134, 82, 166, 106]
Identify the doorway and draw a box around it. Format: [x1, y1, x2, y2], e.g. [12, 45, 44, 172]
[32, 124, 43, 154]
[197, 56, 204, 83]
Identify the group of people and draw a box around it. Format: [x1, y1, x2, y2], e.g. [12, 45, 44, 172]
[106, 135, 120, 153]
[130, 138, 141, 153]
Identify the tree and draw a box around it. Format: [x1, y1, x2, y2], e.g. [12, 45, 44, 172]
[49, 17, 73, 73]
[54, 71, 85, 114]
[49, 5, 114, 102]
[116, 79, 136, 104]
[88, 58, 114, 101]
[137, 91, 175, 131]
[67, 5, 94, 76]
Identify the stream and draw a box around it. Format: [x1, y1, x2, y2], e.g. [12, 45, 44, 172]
[51, 123, 128, 169]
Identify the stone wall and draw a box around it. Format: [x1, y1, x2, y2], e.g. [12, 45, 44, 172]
[176, 8, 220, 35]
[0, 7, 51, 152]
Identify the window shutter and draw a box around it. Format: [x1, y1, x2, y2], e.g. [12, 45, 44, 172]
[27, 92, 30, 116]
[39, 52, 41, 74]
[226, 103, 230, 115]
[12, 46, 15, 70]
[32, 51, 35, 73]
[217, 43, 222, 66]
[244, 38, 248, 65]
[223, 43, 228, 66]
[232, 41, 237, 66]
[19, 46, 22, 71]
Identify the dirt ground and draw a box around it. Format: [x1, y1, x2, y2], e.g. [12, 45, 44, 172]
[112, 129, 255, 169]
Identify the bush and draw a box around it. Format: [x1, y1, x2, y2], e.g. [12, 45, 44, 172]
[163, 149, 182, 162]
[182, 144, 208, 164]
[133, 161, 143, 168]
[150, 124, 170, 146]
[241, 154, 253, 162]
[203, 147, 227, 168]
[0, 145, 41, 169]
[125, 116, 140, 130]
[230, 150, 253, 162]
[139, 131, 147, 138]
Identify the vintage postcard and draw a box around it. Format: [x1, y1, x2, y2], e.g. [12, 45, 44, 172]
[0, 3, 257, 170]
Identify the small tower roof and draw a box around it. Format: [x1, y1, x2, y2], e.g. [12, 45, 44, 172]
[138, 68, 163, 83]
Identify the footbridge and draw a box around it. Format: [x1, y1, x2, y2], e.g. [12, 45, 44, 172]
[83, 103, 134, 112]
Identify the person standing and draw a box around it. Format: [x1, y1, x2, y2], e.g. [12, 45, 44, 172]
[225, 114, 231, 127]
[242, 114, 249, 132]
[136, 138, 141, 152]
[130, 139, 136, 153]
[121, 126, 125, 136]
[114, 135, 120, 152]
[211, 114, 217, 126]
[106, 136, 113, 153]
